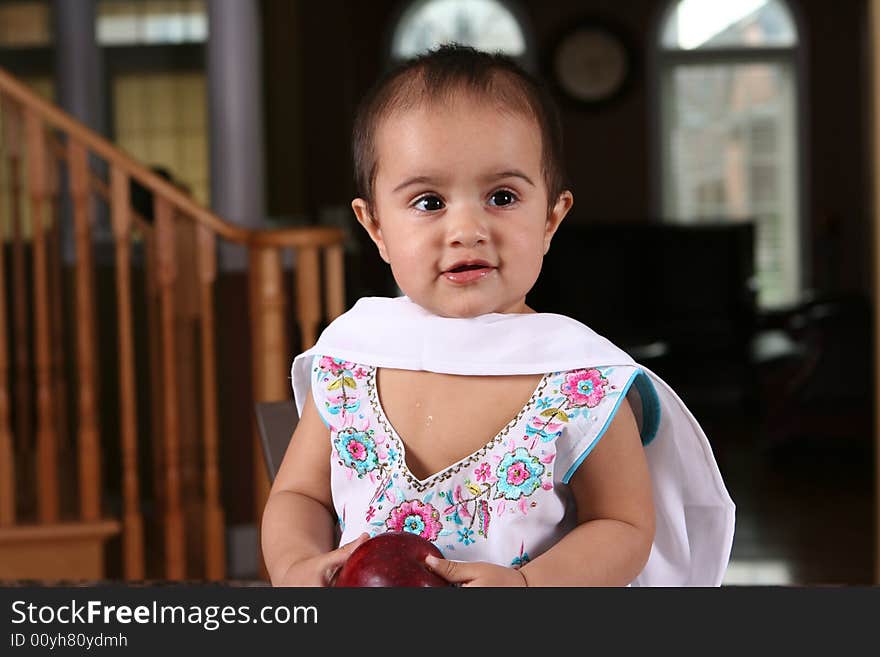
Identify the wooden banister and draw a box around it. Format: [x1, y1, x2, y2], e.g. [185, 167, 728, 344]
[2, 99, 32, 465]
[155, 197, 185, 580]
[249, 246, 288, 554]
[0, 155, 13, 526]
[0, 65, 348, 582]
[69, 140, 102, 522]
[110, 166, 145, 580]
[295, 247, 321, 349]
[0, 68, 343, 250]
[197, 225, 225, 580]
[324, 244, 346, 321]
[46, 133, 68, 453]
[24, 108, 59, 524]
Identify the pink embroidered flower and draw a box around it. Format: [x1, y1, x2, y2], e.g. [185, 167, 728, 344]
[495, 447, 545, 500]
[561, 369, 608, 408]
[353, 367, 368, 380]
[386, 500, 443, 540]
[347, 441, 367, 461]
[319, 356, 354, 376]
[506, 461, 531, 486]
[474, 462, 491, 482]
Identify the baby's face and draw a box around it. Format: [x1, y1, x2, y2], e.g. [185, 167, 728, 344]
[353, 94, 572, 318]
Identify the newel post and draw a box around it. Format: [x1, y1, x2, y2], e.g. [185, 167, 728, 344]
[248, 245, 288, 574]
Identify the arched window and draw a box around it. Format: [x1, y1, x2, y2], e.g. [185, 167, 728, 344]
[97, 0, 207, 45]
[657, 0, 801, 308]
[390, 0, 530, 67]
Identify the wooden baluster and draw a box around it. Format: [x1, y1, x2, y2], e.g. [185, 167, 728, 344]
[68, 141, 101, 522]
[294, 246, 321, 349]
[3, 101, 31, 465]
[110, 167, 145, 580]
[46, 137, 68, 453]
[0, 103, 15, 526]
[143, 226, 165, 515]
[324, 243, 346, 321]
[172, 219, 199, 576]
[155, 196, 185, 580]
[197, 225, 225, 580]
[249, 246, 288, 574]
[24, 109, 58, 523]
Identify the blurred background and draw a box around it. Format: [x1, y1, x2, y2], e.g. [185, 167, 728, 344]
[0, 0, 875, 585]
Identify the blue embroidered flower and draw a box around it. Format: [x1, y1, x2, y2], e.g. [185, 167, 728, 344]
[325, 395, 360, 416]
[333, 428, 379, 475]
[536, 397, 554, 410]
[511, 552, 531, 568]
[495, 447, 545, 500]
[525, 417, 563, 443]
[457, 528, 475, 545]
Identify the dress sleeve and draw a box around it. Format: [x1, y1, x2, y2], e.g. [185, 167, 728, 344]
[556, 366, 661, 484]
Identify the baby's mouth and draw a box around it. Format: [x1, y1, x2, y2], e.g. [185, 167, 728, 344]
[442, 261, 496, 284]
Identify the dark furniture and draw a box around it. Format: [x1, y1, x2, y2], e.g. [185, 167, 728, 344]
[528, 221, 759, 412]
[255, 400, 298, 482]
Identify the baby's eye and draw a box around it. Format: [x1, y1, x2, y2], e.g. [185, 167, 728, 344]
[488, 190, 517, 207]
[413, 195, 445, 212]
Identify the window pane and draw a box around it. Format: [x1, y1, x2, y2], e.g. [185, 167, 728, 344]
[0, 1, 51, 47]
[661, 0, 796, 50]
[113, 72, 210, 206]
[391, 0, 525, 59]
[97, 0, 207, 45]
[662, 62, 799, 308]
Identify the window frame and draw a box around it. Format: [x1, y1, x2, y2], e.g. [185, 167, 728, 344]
[649, 0, 810, 310]
[383, 0, 537, 73]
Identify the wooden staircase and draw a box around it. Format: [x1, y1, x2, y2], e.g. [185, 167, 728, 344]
[0, 67, 346, 581]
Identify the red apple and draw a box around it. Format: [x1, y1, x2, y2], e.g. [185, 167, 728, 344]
[331, 531, 451, 587]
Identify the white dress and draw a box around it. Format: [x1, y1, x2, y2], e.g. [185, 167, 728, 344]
[291, 296, 736, 586]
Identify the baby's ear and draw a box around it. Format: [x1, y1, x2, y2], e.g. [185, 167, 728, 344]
[544, 191, 573, 254]
[351, 198, 390, 263]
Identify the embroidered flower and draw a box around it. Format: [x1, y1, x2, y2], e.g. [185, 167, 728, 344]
[353, 367, 369, 380]
[511, 552, 531, 568]
[474, 462, 492, 483]
[561, 369, 607, 408]
[386, 500, 443, 540]
[457, 528, 475, 545]
[319, 356, 354, 376]
[525, 415, 564, 442]
[536, 396, 554, 410]
[495, 447, 545, 500]
[334, 428, 379, 476]
[325, 393, 360, 416]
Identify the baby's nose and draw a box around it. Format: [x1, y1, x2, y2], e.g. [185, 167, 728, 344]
[447, 211, 489, 247]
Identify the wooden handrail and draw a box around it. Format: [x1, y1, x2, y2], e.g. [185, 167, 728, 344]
[0, 67, 344, 249]
[0, 64, 349, 583]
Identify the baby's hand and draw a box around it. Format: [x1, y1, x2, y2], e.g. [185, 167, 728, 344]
[276, 533, 370, 587]
[424, 555, 528, 587]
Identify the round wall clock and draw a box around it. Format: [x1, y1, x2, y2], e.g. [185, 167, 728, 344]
[549, 21, 633, 107]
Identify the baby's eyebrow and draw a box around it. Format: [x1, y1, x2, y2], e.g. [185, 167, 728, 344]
[391, 170, 536, 194]
[392, 175, 440, 194]
[485, 170, 536, 187]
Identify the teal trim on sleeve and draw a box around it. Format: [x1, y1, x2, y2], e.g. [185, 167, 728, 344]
[562, 369, 641, 484]
[633, 370, 661, 446]
[311, 354, 332, 429]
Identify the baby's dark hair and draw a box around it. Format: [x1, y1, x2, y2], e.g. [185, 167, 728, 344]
[352, 44, 568, 212]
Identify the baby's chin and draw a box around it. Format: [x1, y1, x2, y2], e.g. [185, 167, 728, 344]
[407, 292, 529, 318]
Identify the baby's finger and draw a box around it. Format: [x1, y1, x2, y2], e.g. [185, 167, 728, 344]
[424, 555, 472, 583]
[324, 533, 370, 583]
[340, 532, 370, 553]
